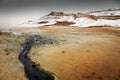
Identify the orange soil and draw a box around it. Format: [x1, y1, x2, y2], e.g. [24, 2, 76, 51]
[0, 26, 120, 80]
[30, 26, 120, 80]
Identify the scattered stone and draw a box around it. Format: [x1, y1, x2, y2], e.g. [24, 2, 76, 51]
[62, 51, 65, 53]
[92, 72, 96, 75]
[6, 53, 9, 55]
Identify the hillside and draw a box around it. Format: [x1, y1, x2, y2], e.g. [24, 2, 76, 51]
[21, 9, 120, 28]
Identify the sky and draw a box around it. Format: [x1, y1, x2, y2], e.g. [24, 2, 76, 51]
[0, 0, 120, 12]
[0, 0, 120, 27]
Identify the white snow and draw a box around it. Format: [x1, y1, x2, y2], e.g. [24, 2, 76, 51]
[24, 15, 120, 27]
[38, 16, 74, 22]
[71, 17, 96, 27]
[21, 20, 56, 27]
[55, 16, 74, 22]
[89, 11, 120, 16]
[21, 16, 74, 27]
[71, 17, 120, 27]
[1, 11, 120, 28]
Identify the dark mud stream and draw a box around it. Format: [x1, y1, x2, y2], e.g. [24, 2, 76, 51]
[19, 35, 55, 80]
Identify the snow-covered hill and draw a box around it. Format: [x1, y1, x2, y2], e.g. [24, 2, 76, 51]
[22, 9, 120, 27]
[89, 9, 120, 16]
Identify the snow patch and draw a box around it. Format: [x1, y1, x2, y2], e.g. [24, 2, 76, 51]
[71, 18, 120, 27]
[89, 11, 120, 16]
[22, 15, 120, 27]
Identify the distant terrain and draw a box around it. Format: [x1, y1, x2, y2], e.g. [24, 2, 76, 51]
[19, 8, 120, 28]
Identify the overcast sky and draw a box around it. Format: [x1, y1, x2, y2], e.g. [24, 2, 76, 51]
[0, 0, 120, 12]
[0, 0, 120, 27]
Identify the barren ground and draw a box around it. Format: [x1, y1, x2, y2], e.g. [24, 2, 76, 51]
[0, 26, 120, 80]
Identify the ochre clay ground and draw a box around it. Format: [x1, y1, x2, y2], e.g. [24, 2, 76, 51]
[0, 26, 120, 80]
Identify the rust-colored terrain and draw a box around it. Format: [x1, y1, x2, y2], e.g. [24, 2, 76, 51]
[0, 26, 120, 80]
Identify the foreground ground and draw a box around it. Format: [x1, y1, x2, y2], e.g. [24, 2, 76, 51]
[0, 26, 120, 80]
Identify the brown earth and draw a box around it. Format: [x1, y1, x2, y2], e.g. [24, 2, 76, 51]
[32, 26, 120, 80]
[0, 32, 27, 80]
[54, 21, 75, 26]
[0, 26, 120, 80]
